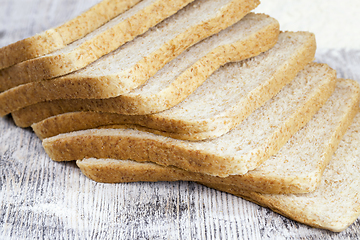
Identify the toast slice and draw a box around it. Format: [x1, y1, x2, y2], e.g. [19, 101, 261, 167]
[31, 31, 316, 141]
[75, 79, 360, 194]
[0, 0, 259, 94]
[0, 0, 142, 70]
[13, 13, 281, 128]
[202, 112, 360, 232]
[0, 0, 259, 116]
[42, 63, 336, 177]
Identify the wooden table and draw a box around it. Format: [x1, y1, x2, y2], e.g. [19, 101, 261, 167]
[1, 0, 359, 239]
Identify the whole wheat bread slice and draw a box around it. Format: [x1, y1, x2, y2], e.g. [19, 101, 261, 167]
[0, 0, 259, 116]
[0, 0, 259, 94]
[202, 112, 360, 232]
[13, 13, 280, 128]
[42, 63, 336, 177]
[0, 0, 142, 70]
[31, 31, 315, 141]
[75, 79, 360, 194]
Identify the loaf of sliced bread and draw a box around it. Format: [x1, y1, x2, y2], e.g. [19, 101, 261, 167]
[0, 0, 142, 70]
[202, 112, 360, 232]
[75, 79, 360, 194]
[0, 0, 260, 116]
[0, 0, 259, 94]
[13, 13, 280, 128]
[31, 31, 316, 140]
[42, 63, 336, 177]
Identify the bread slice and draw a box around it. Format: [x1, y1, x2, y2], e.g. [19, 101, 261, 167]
[42, 63, 336, 177]
[74, 79, 360, 195]
[13, 13, 281, 128]
[32, 31, 316, 141]
[202, 112, 360, 232]
[0, 0, 259, 94]
[0, 0, 142, 70]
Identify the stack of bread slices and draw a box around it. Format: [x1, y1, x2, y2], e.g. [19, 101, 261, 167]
[1, 0, 359, 232]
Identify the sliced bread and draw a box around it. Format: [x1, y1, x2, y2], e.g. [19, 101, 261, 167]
[31, 31, 315, 140]
[0, 0, 259, 116]
[0, 0, 259, 93]
[202, 112, 360, 232]
[13, 13, 281, 128]
[75, 79, 360, 194]
[42, 63, 336, 177]
[0, 0, 142, 70]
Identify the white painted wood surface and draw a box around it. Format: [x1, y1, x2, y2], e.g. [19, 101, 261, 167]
[0, 0, 360, 239]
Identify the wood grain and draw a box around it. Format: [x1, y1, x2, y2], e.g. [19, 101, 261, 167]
[0, 0, 360, 239]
